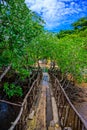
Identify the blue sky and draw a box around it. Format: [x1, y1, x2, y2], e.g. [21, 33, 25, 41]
[25, 0, 87, 32]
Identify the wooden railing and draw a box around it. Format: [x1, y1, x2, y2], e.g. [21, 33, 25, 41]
[0, 69, 42, 130]
[8, 72, 42, 130]
[49, 72, 87, 130]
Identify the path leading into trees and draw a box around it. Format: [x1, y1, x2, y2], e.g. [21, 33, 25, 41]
[27, 72, 87, 130]
[27, 73, 61, 130]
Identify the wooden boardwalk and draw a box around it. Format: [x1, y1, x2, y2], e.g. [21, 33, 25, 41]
[27, 72, 87, 130]
[27, 73, 61, 130]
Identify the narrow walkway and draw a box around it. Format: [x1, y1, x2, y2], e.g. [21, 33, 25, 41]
[27, 73, 61, 130]
[27, 72, 87, 130]
[35, 73, 47, 130]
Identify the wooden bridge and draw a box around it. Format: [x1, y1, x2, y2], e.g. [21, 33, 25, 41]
[0, 67, 87, 130]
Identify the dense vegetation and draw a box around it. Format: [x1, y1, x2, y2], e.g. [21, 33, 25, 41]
[0, 0, 44, 77]
[0, 0, 45, 98]
[56, 17, 87, 83]
[0, 0, 87, 99]
[56, 30, 87, 83]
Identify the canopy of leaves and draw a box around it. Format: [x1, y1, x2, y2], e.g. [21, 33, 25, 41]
[55, 28, 87, 82]
[0, 0, 87, 83]
[72, 17, 87, 30]
[57, 29, 74, 38]
[0, 0, 44, 77]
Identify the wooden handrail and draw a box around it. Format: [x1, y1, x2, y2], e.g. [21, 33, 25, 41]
[8, 72, 42, 130]
[50, 72, 87, 129]
[8, 107, 23, 130]
[0, 100, 22, 107]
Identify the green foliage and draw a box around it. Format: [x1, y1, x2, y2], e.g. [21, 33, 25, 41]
[0, 0, 87, 86]
[54, 18, 87, 83]
[55, 30, 87, 82]
[57, 17, 87, 39]
[4, 82, 23, 98]
[72, 17, 87, 30]
[0, 0, 44, 75]
[57, 29, 74, 38]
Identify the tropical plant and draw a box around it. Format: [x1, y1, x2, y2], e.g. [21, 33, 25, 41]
[3, 82, 23, 98]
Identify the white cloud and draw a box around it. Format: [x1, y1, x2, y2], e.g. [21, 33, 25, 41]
[25, 0, 87, 31]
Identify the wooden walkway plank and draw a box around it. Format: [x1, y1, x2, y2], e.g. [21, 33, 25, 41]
[35, 78, 46, 130]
